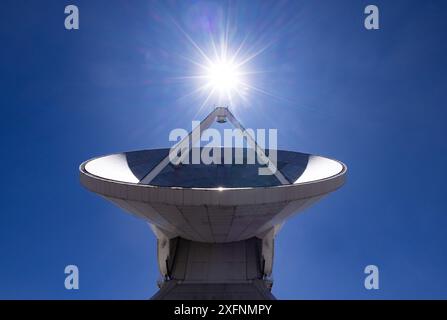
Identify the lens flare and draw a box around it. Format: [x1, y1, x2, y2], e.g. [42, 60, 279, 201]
[207, 62, 239, 92]
[170, 16, 279, 112]
[205, 59, 242, 94]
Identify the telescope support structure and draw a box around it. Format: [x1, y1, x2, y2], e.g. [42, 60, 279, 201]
[151, 225, 276, 300]
[140, 107, 290, 185]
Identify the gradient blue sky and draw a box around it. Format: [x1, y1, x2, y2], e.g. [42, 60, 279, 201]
[1, 0, 446, 299]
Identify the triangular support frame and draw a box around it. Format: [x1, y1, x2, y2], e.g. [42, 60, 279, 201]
[140, 107, 290, 185]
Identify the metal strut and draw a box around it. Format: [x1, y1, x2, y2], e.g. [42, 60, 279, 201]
[140, 107, 290, 185]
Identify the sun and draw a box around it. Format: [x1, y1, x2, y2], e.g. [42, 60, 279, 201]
[194, 52, 248, 107]
[171, 19, 277, 111]
[173, 48, 250, 109]
[205, 59, 242, 94]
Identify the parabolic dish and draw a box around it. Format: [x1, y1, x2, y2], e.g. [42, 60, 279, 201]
[80, 148, 346, 243]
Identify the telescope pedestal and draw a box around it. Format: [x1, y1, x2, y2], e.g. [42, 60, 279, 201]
[151, 237, 275, 300]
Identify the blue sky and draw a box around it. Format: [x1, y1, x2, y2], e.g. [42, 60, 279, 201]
[0, 0, 446, 299]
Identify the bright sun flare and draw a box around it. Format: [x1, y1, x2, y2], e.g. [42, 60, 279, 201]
[205, 60, 241, 94]
[172, 20, 276, 111]
[196, 54, 249, 107]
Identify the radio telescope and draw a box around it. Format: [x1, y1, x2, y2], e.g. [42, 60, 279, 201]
[80, 107, 346, 299]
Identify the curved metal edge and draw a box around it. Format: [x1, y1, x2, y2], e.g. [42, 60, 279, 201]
[79, 152, 347, 207]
